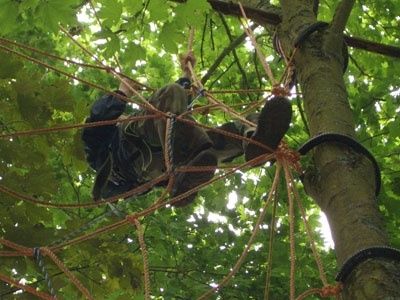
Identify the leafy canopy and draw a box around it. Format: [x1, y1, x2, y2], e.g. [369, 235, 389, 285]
[0, 0, 399, 299]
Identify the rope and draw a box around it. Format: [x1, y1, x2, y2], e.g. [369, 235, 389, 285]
[0, 238, 33, 256]
[0, 115, 159, 140]
[41, 247, 94, 300]
[49, 156, 255, 251]
[0, 239, 92, 299]
[34, 248, 57, 299]
[179, 28, 258, 128]
[88, 0, 123, 71]
[263, 192, 278, 300]
[59, 25, 157, 111]
[0, 173, 168, 209]
[295, 284, 343, 300]
[0, 272, 54, 300]
[283, 160, 296, 300]
[127, 217, 151, 300]
[287, 169, 328, 285]
[0, 37, 107, 71]
[187, 63, 257, 128]
[238, 3, 277, 86]
[0, 25, 333, 300]
[197, 164, 281, 300]
[165, 113, 176, 175]
[0, 44, 161, 115]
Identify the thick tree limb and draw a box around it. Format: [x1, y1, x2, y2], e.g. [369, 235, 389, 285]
[344, 35, 400, 58]
[172, 0, 400, 58]
[331, 0, 356, 34]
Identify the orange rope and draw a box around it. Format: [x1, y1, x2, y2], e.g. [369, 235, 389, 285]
[263, 193, 278, 300]
[0, 115, 159, 139]
[238, 3, 277, 86]
[0, 44, 161, 115]
[0, 272, 54, 300]
[288, 169, 328, 285]
[127, 217, 151, 300]
[59, 26, 158, 112]
[187, 63, 257, 128]
[0, 239, 93, 299]
[0, 238, 33, 256]
[41, 247, 94, 300]
[295, 284, 343, 300]
[0, 174, 168, 209]
[197, 164, 281, 300]
[283, 160, 296, 300]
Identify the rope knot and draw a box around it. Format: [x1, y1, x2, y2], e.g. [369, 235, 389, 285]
[180, 51, 196, 69]
[275, 142, 302, 173]
[271, 85, 290, 97]
[105, 66, 114, 74]
[320, 283, 343, 297]
[125, 214, 138, 225]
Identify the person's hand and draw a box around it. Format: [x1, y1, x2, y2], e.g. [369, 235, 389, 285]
[118, 78, 139, 98]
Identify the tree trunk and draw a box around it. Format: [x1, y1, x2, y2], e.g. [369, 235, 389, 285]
[277, 0, 400, 298]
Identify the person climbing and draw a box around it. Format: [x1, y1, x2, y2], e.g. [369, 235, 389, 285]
[82, 77, 292, 207]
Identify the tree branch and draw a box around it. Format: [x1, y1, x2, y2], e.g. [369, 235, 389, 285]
[201, 24, 257, 85]
[344, 35, 400, 58]
[171, 0, 400, 58]
[331, 0, 356, 34]
[218, 13, 253, 98]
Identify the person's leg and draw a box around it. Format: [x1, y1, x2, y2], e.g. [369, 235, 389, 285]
[133, 83, 213, 164]
[126, 83, 217, 206]
[244, 96, 292, 161]
[206, 96, 292, 164]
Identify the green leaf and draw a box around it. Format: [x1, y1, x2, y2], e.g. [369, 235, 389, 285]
[174, 0, 211, 27]
[36, 0, 75, 32]
[98, 0, 123, 27]
[0, 56, 23, 79]
[147, 0, 170, 21]
[122, 43, 146, 64]
[159, 22, 181, 53]
[18, 0, 40, 11]
[102, 35, 121, 58]
[0, 0, 19, 34]
[123, 0, 144, 15]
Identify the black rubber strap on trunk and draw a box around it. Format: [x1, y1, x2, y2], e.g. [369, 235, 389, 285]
[297, 133, 381, 196]
[293, 21, 329, 48]
[336, 246, 400, 283]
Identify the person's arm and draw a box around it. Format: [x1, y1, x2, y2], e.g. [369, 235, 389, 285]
[82, 89, 127, 171]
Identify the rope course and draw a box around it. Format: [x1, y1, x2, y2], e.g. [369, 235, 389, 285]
[0, 3, 347, 299]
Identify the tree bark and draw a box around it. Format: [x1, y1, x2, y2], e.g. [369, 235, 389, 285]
[276, 0, 400, 299]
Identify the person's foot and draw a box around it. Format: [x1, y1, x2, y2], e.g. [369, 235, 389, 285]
[171, 149, 217, 207]
[245, 96, 292, 162]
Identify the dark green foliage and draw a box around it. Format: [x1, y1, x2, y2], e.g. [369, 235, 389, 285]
[0, 0, 399, 298]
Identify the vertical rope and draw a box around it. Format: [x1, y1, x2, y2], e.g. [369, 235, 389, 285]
[283, 161, 296, 300]
[286, 169, 329, 286]
[263, 193, 278, 300]
[34, 248, 57, 299]
[129, 217, 151, 300]
[164, 113, 176, 195]
[197, 165, 281, 300]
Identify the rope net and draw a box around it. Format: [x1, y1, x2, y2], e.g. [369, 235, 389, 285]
[0, 6, 340, 299]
